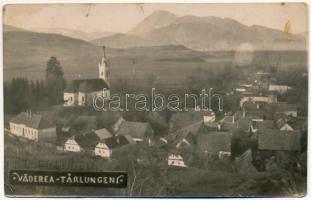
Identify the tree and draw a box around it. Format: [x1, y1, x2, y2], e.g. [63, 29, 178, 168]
[45, 56, 66, 105]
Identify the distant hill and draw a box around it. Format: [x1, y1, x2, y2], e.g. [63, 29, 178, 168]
[90, 33, 159, 48]
[31, 27, 115, 41]
[130, 10, 178, 36]
[3, 30, 102, 80]
[92, 11, 307, 51]
[3, 24, 28, 32]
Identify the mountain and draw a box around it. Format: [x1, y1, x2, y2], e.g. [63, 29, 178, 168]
[93, 11, 307, 51]
[4, 24, 28, 32]
[90, 33, 160, 48]
[130, 10, 178, 36]
[3, 30, 103, 81]
[31, 27, 114, 41]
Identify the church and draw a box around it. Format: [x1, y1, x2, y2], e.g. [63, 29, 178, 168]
[63, 46, 110, 106]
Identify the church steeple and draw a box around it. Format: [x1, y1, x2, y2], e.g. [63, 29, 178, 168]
[98, 45, 110, 86]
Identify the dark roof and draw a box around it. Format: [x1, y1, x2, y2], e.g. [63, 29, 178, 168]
[197, 132, 232, 153]
[264, 103, 297, 112]
[257, 129, 301, 151]
[169, 110, 206, 132]
[171, 121, 205, 145]
[64, 79, 109, 93]
[10, 112, 54, 129]
[236, 117, 251, 131]
[72, 115, 97, 132]
[204, 121, 220, 131]
[275, 103, 297, 112]
[252, 120, 275, 130]
[116, 121, 153, 139]
[220, 116, 235, 124]
[102, 135, 133, 149]
[75, 132, 100, 150]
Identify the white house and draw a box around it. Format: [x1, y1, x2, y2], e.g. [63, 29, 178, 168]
[168, 154, 187, 168]
[64, 136, 81, 152]
[64, 46, 110, 106]
[9, 111, 56, 142]
[94, 135, 134, 158]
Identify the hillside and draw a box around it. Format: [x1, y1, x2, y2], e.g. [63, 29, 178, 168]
[3, 31, 102, 80]
[90, 33, 159, 48]
[31, 27, 114, 41]
[130, 10, 178, 36]
[92, 11, 306, 51]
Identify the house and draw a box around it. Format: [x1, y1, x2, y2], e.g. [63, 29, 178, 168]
[116, 121, 154, 144]
[236, 117, 252, 132]
[240, 95, 277, 107]
[64, 46, 110, 106]
[64, 132, 100, 153]
[251, 120, 276, 133]
[64, 136, 81, 152]
[168, 154, 187, 168]
[274, 103, 298, 117]
[256, 129, 301, 151]
[219, 115, 236, 131]
[203, 110, 216, 124]
[94, 135, 134, 158]
[9, 111, 56, 142]
[197, 132, 232, 158]
[171, 121, 205, 148]
[94, 128, 113, 140]
[111, 116, 125, 133]
[276, 118, 294, 131]
[71, 115, 97, 134]
[268, 84, 292, 94]
[168, 109, 206, 133]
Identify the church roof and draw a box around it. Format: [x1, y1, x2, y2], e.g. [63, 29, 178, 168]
[64, 79, 109, 93]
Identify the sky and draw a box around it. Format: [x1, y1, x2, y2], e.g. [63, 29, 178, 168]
[3, 3, 308, 34]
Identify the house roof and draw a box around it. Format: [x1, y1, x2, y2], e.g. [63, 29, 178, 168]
[74, 132, 100, 150]
[10, 112, 54, 129]
[72, 115, 97, 133]
[169, 110, 205, 132]
[94, 128, 112, 140]
[64, 79, 109, 93]
[220, 116, 235, 124]
[264, 103, 297, 113]
[274, 103, 297, 112]
[171, 121, 205, 145]
[236, 117, 251, 131]
[197, 132, 232, 153]
[257, 129, 301, 151]
[252, 120, 275, 130]
[116, 121, 153, 139]
[103, 135, 133, 149]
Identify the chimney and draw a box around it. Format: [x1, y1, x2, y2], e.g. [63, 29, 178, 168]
[232, 115, 235, 124]
[116, 136, 120, 144]
[29, 110, 32, 117]
[256, 104, 260, 109]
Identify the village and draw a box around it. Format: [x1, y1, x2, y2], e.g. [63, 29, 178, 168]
[4, 45, 307, 196]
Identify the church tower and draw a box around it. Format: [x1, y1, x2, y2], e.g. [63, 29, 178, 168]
[98, 45, 110, 86]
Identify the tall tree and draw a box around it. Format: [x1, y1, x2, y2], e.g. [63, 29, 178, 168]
[45, 56, 66, 105]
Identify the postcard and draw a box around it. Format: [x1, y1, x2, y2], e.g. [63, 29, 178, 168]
[2, 2, 308, 197]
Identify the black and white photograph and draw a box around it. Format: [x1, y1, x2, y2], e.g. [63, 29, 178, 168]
[2, 2, 309, 197]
